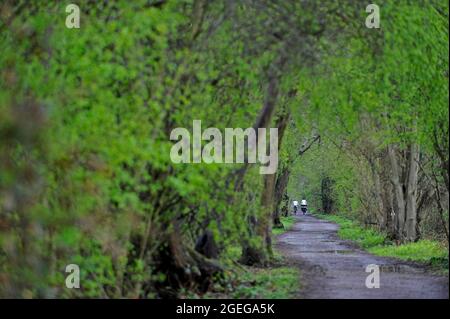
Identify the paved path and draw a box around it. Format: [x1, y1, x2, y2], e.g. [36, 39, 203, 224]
[275, 215, 449, 299]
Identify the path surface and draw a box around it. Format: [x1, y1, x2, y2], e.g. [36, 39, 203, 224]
[275, 215, 449, 299]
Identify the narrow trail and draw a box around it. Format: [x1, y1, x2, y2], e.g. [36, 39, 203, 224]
[275, 215, 449, 299]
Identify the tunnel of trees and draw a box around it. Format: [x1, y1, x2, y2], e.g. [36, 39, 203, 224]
[0, 0, 448, 298]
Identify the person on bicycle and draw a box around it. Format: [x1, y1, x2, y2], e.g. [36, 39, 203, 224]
[300, 199, 308, 215]
[293, 200, 299, 215]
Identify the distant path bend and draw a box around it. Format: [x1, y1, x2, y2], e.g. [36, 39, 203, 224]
[275, 215, 449, 299]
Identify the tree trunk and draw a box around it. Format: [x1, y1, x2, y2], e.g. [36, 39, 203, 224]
[431, 164, 450, 242]
[321, 177, 334, 214]
[388, 144, 406, 240]
[405, 143, 419, 241]
[239, 57, 286, 265]
[379, 148, 394, 236]
[370, 159, 385, 231]
[273, 166, 291, 228]
[259, 172, 277, 257]
[272, 108, 291, 227]
[234, 53, 287, 191]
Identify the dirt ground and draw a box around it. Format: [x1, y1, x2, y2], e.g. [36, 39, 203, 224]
[275, 215, 449, 299]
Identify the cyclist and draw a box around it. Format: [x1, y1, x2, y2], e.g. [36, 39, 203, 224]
[293, 200, 299, 215]
[300, 199, 308, 215]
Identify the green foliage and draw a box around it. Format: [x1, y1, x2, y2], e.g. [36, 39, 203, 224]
[0, 0, 269, 298]
[290, 0, 448, 243]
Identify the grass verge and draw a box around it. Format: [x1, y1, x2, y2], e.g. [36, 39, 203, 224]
[181, 263, 300, 299]
[193, 224, 301, 299]
[314, 213, 386, 248]
[368, 240, 449, 274]
[314, 213, 449, 274]
[272, 216, 297, 236]
[230, 265, 299, 298]
[193, 252, 300, 299]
